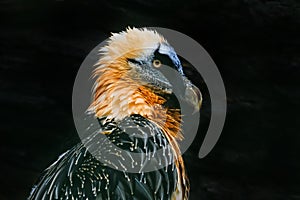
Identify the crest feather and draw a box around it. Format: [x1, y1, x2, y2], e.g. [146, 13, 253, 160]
[98, 27, 167, 64]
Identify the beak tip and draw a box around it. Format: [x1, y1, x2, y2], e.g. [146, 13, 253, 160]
[185, 83, 202, 114]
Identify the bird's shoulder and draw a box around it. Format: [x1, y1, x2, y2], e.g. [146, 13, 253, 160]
[28, 115, 178, 200]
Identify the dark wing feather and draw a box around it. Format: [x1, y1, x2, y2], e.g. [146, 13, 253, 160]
[28, 115, 178, 200]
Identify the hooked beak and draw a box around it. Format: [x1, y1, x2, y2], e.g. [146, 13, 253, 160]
[155, 64, 202, 113]
[184, 82, 202, 113]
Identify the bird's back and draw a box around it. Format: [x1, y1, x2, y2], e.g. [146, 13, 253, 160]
[28, 115, 179, 200]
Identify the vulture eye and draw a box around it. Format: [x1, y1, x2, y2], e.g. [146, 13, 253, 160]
[153, 59, 162, 68]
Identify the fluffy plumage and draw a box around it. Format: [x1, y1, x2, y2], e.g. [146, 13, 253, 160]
[29, 27, 201, 200]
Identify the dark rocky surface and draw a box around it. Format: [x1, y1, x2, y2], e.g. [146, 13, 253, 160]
[1, 0, 300, 199]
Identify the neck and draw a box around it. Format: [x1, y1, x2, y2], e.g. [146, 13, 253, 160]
[89, 66, 182, 138]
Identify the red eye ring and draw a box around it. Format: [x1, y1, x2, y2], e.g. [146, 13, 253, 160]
[153, 59, 162, 68]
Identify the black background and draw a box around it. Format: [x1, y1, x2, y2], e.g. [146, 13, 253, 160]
[1, 0, 300, 199]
